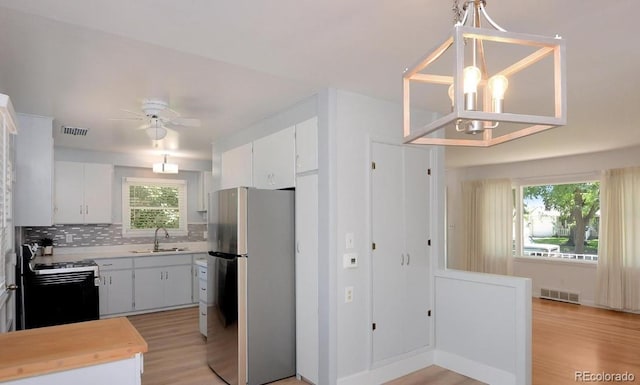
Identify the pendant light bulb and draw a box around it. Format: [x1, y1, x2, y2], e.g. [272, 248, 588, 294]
[489, 75, 509, 100]
[488, 74, 509, 113]
[463, 66, 482, 94]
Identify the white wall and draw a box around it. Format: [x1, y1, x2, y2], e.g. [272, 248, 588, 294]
[333, 90, 445, 380]
[434, 269, 531, 385]
[446, 145, 640, 305]
[513, 257, 597, 306]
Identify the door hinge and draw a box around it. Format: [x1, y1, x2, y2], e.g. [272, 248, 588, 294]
[371, 161, 376, 170]
[427, 168, 431, 175]
[372, 242, 376, 250]
[427, 239, 431, 246]
[428, 310, 432, 317]
[372, 323, 376, 330]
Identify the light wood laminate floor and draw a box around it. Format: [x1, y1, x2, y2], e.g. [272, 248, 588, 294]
[128, 298, 640, 385]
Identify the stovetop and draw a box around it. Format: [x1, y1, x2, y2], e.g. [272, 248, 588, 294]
[33, 259, 99, 275]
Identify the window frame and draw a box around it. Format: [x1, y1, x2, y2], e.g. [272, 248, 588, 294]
[121, 177, 188, 238]
[513, 172, 601, 264]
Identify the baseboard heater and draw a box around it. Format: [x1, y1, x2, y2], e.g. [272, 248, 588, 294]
[540, 288, 580, 304]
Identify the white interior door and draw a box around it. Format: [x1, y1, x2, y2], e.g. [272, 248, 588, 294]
[402, 147, 431, 352]
[371, 142, 405, 362]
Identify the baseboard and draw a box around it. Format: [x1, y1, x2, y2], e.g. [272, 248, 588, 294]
[435, 350, 516, 385]
[337, 350, 434, 385]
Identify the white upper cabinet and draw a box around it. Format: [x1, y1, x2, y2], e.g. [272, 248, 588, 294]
[253, 126, 295, 189]
[54, 161, 113, 224]
[14, 114, 54, 227]
[295, 117, 318, 173]
[220, 142, 253, 190]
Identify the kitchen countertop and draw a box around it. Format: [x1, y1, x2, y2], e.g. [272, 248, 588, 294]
[0, 318, 147, 382]
[36, 242, 209, 263]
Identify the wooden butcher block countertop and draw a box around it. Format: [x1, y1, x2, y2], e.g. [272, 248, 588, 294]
[0, 317, 148, 382]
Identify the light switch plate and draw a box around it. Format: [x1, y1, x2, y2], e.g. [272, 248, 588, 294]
[343, 253, 358, 269]
[345, 233, 354, 249]
[65, 234, 73, 243]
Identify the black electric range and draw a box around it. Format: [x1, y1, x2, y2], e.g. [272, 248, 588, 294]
[24, 260, 100, 329]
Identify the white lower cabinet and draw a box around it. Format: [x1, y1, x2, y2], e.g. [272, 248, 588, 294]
[371, 142, 432, 362]
[97, 259, 134, 317]
[133, 255, 193, 312]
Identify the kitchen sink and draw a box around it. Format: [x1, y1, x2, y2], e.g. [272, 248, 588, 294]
[131, 247, 189, 253]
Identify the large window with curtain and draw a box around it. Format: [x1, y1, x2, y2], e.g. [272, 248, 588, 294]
[518, 181, 600, 262]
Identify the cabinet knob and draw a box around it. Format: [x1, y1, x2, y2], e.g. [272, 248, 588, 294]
[401, 253, 405, 266]
[7, 283, 18, 291]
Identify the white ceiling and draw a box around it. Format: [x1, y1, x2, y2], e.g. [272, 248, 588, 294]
[0, 0, 638, 167]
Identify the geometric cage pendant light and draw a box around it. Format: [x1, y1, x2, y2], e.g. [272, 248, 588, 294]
[402, 0, 566, 147]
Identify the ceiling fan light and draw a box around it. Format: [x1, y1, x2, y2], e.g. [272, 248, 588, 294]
[146, 125, 167, 140]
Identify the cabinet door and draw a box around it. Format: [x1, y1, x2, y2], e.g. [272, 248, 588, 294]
[402, 147, 431, 352]
[134, 268, 164, 311]
[295, 117, 318, 173]
[253, 126, 295, 189]
[192, 264, 199, 303]
[295, 173, 318, 383]
[164, 265, 193, 307]
[371, 142, 405, 362]
[107, 270, 134, 315]
[83, 163, 113, 223]
[54, 161, 84, 224]
[99, 275, 109, 316]
[15, 114, 54, 226]
[221, 143, 253, 189]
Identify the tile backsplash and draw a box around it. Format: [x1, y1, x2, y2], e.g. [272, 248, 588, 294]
[22, 223, 207, 247]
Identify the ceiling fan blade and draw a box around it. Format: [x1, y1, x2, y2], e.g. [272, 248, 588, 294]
[170, 117, 201, 127]
[108, 117, 143, 121]
[121, 109, 147, 117]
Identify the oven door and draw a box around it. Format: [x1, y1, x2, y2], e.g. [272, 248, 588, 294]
[24, 271, 99, 329]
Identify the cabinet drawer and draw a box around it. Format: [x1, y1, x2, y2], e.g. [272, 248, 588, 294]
[134, 254, 191, 268]
[96, 258, 133, 270]
[198, 279, 207, 302]
[199, 302, 207, 337]
[197, 266, 207, 280]
[199, 301, 207, 316]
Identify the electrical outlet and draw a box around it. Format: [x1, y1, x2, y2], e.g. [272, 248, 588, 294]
[203, 231, 207, 240]
[345, 286, 354, 303]
[65, 234, 73, 243]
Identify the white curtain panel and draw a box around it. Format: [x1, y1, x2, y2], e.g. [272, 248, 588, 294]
[460, 179, 512, 275]
[596, 167, 640, 311]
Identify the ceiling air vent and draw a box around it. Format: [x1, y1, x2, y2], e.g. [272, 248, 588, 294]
[61, 126, 89, 136]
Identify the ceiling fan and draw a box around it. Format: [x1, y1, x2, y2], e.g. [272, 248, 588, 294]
[112, 99, 201, 140]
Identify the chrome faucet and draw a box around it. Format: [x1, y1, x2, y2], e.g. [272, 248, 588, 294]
[154, 227, 170, 252]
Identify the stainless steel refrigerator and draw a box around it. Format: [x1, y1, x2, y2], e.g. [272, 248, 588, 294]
[207, 187, 295, 385]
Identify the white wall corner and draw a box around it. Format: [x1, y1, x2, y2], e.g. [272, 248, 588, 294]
[435, 350, 516, 385]
[337, 350, 434, 385]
